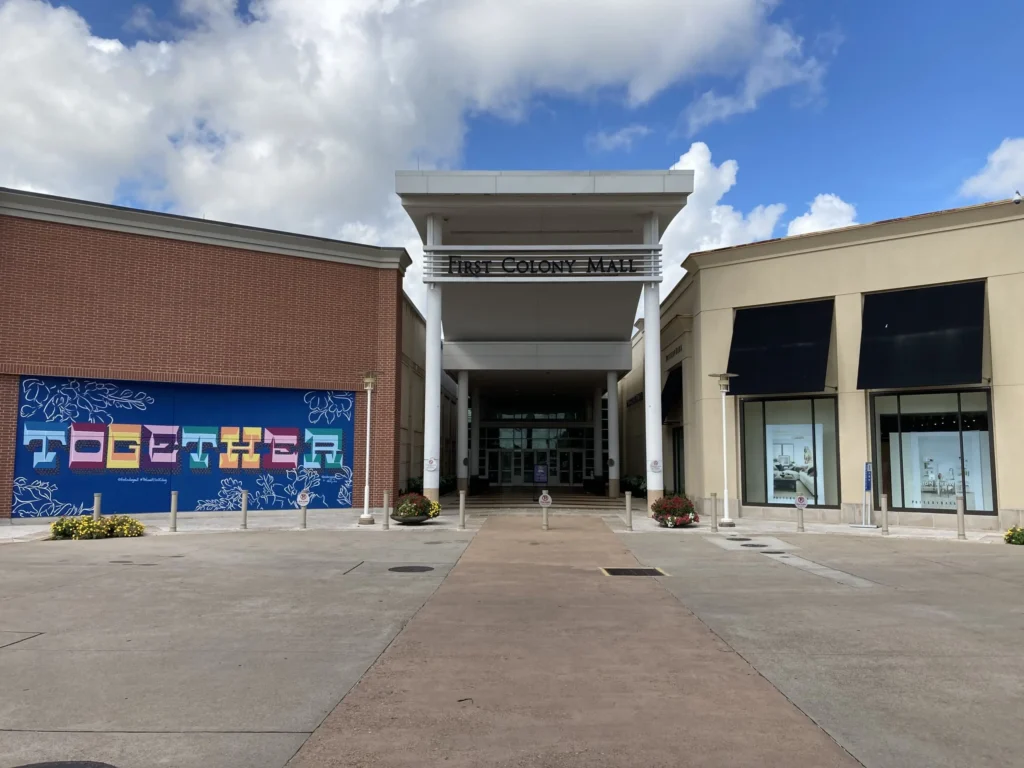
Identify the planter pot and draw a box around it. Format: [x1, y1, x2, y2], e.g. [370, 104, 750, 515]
[391, 514, 429, 525]
[656, 516, 697, 528]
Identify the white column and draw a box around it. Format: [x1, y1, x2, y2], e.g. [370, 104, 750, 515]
[606, 371, 620, 498]
[593, 387, 604, 480]
[471, 386, 481, 478]
[643, 213, 664, 511]
[422, 215, 443, 502]
[457, 370, 469, 491]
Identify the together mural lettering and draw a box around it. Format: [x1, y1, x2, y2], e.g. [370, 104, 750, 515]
[13, 377, 356, 518]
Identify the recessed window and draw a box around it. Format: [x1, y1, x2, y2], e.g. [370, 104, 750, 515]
[741, 397, 840, 507]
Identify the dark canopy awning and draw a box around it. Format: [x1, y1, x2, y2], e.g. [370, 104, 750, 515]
[726, 299, 834, 396]
[857, 280, 986, 390]
[661, 365, 682, 424]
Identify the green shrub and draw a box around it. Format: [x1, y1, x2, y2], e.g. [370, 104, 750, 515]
[1005, 526, 1024, 545]
[393, 493, 433, 519]
[651, 495, 699, 527]
[50, 515, 146, 540]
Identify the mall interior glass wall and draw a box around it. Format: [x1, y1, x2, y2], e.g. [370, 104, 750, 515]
[871, 389, 996, 513]
[741, 396, 840, 507]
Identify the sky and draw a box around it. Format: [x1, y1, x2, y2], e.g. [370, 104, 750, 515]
[1, 0, 1022, 313]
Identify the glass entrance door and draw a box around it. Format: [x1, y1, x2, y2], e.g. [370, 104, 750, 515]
[557, 450, 585, 486]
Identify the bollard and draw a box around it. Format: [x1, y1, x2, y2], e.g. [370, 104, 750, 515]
[542, 505, 549, 531]
[881, 493, 889, 536]
[300, 504, 308, 530]
[956, 494, 966, 541]
[797, 504, 805, 533]
[93, 492, 101, 522]
[458, 490, 466, 531]
[170, 490, 179, 533]
[710, 492, 718, 533]
[382, 490, 390, 531]
[625, 491, 633, 532]
[240, 489, 248, 530]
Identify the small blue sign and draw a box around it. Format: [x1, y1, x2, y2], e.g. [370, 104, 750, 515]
[533, 464, 548, 484]
[864, 462, 873, 492]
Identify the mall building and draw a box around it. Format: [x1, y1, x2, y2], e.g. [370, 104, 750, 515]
[2, 173, 1022, 532]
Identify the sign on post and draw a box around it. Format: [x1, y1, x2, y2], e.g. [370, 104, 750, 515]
[794, 495, 808, 510]
[533, 464, 548, 484]
[297, 491, 310, 507]
[864, 462, 873, 492]
[538, 491, 553, 508]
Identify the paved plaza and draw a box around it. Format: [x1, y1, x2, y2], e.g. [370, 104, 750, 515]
[0, 515, 1021, 767]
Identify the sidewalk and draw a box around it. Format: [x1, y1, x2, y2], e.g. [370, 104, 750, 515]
[287, 516, 859, 768]
[601, 511, 1006, 543]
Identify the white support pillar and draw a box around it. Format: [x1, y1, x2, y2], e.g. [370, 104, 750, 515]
[593, 387, 604, 480]
[606, 371, 620, 498]
[643, 213, 664, 511]
[423, 215, 443, 502]
[457, 370, 469, 492]
[471, 386, 481, 479]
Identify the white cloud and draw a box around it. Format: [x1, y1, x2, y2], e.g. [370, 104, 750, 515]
[0, 0, 828, 309]
[960, 138, 1024, 200]
[786, 193, 857, 236]
[586, 124, 651, 153]
[656, 142, 786, 304]
[685, 24, 825, 134]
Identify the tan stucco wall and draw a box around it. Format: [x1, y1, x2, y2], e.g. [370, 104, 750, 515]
[622, 201, 1024, 529]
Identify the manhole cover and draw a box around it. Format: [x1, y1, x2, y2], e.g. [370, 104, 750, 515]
[14, 763, 119, 767]
[761, 550, 786, 555]
[727, 537, 751, 542]
[424, 541, 444, 545]
[742, 543, 768, 548]
[109, 560, 132, 564]
[389, 566, 435, 573]
[601, 567, 665, 577]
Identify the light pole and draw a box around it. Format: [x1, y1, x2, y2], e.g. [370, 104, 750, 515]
[709, 372, 737, 527]
[359, 372, 378, 526]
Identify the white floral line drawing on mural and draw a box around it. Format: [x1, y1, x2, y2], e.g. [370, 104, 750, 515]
[20, 378, 154, 424]
[304, 390, 354, 425]
[12, 477, 90, 518]
[194, 467, 353, 511]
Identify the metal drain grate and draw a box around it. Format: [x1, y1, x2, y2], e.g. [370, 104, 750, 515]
[389, 565, 435, 573]
[761, 550, 786, 555]
[601, 567, 665, 577]
[727, 537, 752, 542]
[741, 543, 769, 548]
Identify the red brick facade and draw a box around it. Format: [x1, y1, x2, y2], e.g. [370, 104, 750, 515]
[0, 212, 404, 518]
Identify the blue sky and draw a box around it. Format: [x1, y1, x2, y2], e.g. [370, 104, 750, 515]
[2, 0, 1022, 306]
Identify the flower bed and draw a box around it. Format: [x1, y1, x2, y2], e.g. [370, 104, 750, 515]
[51, 515, 146, 540]
[651, 495, 699, 528]
[1005, 526, 1024, 545]
[392, 493, 441, 524]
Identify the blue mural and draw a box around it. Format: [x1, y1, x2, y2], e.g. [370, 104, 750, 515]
[12, 376, 355, 517]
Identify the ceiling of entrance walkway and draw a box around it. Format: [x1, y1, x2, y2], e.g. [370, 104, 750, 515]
[442, 282, 641, 342]
[468, 369, 608, 399]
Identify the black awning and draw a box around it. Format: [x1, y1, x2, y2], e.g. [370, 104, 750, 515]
[661, 365, 682, 424]
[857, 280, 985, 390]
[726, 299, 835, 396]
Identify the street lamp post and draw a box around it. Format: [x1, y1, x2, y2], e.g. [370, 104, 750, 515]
[709, 372, 738, 527]
[359, 372, 378, 526]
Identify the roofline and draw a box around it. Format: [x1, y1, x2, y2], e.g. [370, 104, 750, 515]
[0, 187, 412, 273]
[682, 198, 1023, 273]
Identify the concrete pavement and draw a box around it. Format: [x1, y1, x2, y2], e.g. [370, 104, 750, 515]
[288, 516, 859, 768]
[0, 529, 474, 768]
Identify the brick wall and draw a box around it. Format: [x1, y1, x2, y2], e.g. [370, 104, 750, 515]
[0, 214, 404, 517]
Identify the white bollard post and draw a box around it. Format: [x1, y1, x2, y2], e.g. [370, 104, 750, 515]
[458, 489, 466, 531]
[300, 504, 308, 530]
[542, 505, 549, 532]
[382, 490, 390, 530]
[710, 492, 718, 533]
[625, 491, 633, 532]
[170, 490, 178, 533]
[240, 489, 248, 530]
[93, 493, 101, 522]
[797, 504, 805, 533]
[956, 495, 966, 541]
[881, 493, 889, 536]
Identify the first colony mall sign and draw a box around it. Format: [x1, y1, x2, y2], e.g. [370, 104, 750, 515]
[448, 255, 640, 276]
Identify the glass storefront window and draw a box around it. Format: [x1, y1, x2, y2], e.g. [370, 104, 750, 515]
[873, 389, 995, 513]
[741, 397, 840, 507]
